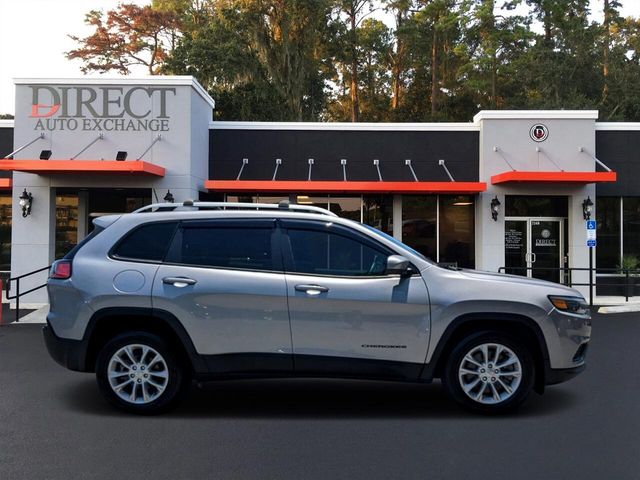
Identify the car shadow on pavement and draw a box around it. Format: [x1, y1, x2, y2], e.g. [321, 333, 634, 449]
[62, 377, 579, 420]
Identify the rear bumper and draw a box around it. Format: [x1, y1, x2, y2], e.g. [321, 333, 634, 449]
[42, 322, 87, 372]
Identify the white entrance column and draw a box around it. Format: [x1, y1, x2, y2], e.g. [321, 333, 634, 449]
[474, 110, 599, 299]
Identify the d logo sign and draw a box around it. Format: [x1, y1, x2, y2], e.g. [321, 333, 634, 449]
[530, 124, 549, 142]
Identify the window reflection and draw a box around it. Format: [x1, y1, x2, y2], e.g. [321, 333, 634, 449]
[596, 197, 620, 270]
[440, 196, 475, 268]
[363, 195, 393, 236]
[402, 196, 437, 261]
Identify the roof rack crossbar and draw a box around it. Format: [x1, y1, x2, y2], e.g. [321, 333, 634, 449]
[132, 201, 338, 217]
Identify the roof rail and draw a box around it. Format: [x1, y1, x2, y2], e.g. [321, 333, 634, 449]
[132, 200, 338, 217]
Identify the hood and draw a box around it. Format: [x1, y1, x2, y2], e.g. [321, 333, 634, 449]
[457, 268, 581, 294]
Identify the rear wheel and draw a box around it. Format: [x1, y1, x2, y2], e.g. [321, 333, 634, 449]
[96, 332, 189, 414]
[442, 331, 535, 414]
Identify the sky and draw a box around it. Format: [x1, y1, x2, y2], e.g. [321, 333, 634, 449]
[1, 0, 640, 115]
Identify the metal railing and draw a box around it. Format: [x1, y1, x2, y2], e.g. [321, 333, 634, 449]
[497, 266, 640, 306]
[5, 265, 50, 323]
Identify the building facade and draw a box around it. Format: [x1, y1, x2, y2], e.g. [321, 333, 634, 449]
[0, 76, 636, 304]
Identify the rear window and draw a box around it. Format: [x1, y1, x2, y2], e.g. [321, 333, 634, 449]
[112, 222, 178, 262]
[64, 226, 104, 260]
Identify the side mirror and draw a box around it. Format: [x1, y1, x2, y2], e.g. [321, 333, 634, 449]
[386, 255, 412, 276]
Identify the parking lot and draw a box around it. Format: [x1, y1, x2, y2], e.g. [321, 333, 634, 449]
[1, 311, 639, 480]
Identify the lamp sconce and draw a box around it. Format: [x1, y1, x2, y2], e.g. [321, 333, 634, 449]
[582, 196, 593, 220]
[163, 190, 175, 203]
[19, 188, 33, 218]
[116, 151, 128, 161]
[490, 196, 501, 221]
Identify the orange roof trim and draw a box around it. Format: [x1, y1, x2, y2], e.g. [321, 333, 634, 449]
[491, 171, 617, 184]
[205, 180, 487, 194]
[0, 160, 165, 177]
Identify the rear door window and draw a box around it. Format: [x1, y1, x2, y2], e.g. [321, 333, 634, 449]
[166, 219, 278, 272]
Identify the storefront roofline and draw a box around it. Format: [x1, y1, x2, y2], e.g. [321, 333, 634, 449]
[13, 76, 215, 109]
[474, 110, 599, 122]
[205, 180, 487, 194]
[209, 121, 479, 131]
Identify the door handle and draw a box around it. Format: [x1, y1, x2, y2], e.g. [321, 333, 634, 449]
[163, 276, 197, 288]
[295, 284, 329, 295]
[531, 253, 537, 263]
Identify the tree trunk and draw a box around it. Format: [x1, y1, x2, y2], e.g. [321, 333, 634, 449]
[603, 0, 610, 104]
[350, 8, 359, 122]
[431, 26, 438, 117]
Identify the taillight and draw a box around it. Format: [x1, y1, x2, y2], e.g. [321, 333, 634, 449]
[50, 260, 72, 279]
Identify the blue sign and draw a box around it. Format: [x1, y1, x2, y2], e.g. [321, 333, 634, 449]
[587, 239, 597, 247]
[586, 220, 596, 230]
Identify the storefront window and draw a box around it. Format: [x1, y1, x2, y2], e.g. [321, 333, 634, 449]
[0, 194, 11, 271]
[55, 195, 79, 259]
[363, 195, 393, 236]
[402, 196, 437, 261]
[328, 196, 361, 221]
[440, 196, 475, 268]
[596, 197, 621, 270]
[623, 197, 640, 264]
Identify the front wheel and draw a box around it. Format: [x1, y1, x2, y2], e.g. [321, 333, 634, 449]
[442, 332, 535, 414]
[96, 332, 189, 414]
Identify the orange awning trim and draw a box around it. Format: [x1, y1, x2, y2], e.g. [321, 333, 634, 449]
[205, 180, 487, 194]
[0, 160, 165, 177]
[491, 171, 616, 184]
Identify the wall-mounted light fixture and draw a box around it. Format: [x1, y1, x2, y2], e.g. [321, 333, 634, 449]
[582, 196, 593, 220]
[116, 151, 128, 161]
[490, 196, 501, 221]
[163, 190, 175, 203]
[19, 189, 33, 218]
[39, 150, 52, 160]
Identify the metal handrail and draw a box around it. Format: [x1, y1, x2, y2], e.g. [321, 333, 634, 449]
[498, 266, 640, 305]
[5, 265, 50, 323]
[133, 200, 338, 217]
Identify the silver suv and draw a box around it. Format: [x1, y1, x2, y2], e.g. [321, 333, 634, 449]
[43, 201, 591, 414]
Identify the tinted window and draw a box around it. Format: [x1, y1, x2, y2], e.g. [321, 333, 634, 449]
[287, 229, 388, 276]
[173, 226, 274, 271]
[64, 226, 104, 260]
[113, 222, 177, 261]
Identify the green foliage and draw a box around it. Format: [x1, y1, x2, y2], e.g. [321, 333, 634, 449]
[67, 0, 640, 123]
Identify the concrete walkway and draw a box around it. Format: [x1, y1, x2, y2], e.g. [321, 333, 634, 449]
[13, 305, 48, 324]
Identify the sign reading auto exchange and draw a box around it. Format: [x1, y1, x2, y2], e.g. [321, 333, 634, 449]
[28, 85, 176, 132]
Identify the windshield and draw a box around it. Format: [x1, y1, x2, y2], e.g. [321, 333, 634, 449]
[359, 224, 434, 264]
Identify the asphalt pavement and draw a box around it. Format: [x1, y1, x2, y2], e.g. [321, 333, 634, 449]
[1, 312, 639, 480]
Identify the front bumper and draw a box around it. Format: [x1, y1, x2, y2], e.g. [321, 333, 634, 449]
[546, 363, 586, 385]
[42, 321, 87, 372]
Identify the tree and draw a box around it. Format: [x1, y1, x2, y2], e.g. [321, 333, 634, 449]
[67, 3, 181, 74]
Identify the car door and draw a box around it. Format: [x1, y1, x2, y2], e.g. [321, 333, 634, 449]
[280, 219, 430, 380]
[152, 218, 293, 375]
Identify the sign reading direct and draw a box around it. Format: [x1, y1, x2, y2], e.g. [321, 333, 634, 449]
[28, 85, 176, 132]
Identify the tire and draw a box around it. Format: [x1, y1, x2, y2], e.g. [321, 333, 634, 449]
[96, 331, 189, 415]
[441, 331, 535, 414]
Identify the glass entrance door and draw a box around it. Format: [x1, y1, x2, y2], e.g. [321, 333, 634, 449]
[505, 218, 565, 283]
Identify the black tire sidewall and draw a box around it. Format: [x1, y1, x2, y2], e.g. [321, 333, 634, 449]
[442, 331, 535, 414]
[96, 331, 187, 415]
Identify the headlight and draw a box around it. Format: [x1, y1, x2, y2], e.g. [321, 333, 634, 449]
[548, 295, 589, 315]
